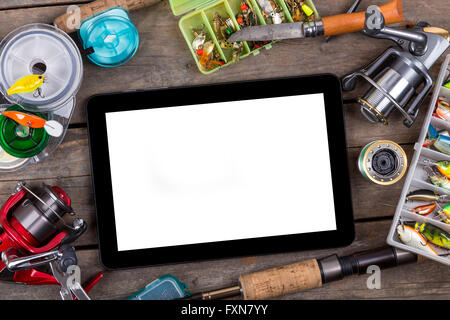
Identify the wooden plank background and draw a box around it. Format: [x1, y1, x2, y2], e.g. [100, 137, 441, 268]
[0, 0, 448, 299]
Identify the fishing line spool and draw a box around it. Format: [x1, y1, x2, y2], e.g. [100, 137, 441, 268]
[0, 23, 83, 172]
[0, 105, 49, 159]
[358, 140, 407, 185]
[78, 7, 139, 67]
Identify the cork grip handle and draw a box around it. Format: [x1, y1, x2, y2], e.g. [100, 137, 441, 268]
[54, 0, 162, 34]
[322, 0, 404, 37]
[239, 259, 322, 300]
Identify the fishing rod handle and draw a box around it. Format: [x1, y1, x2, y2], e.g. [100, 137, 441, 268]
[54, 0, 163, 34]
[322, 0, 404, 37]
[239, 259, 322, 300]
[238, 246, 418, 300]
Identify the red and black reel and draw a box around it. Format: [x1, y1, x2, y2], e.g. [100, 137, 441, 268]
[0, 181, 101, 289]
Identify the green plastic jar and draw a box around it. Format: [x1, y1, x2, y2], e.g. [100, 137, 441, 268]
[0, 105, 49, 158]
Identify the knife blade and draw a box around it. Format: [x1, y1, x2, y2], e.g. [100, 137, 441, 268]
[228, 23, 305, 42]
[227, 0, 404, 42]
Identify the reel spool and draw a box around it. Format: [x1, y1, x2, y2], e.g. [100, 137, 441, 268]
[0, 23, 83, 113]
[358, 140, 407, 185]
[79, 7, 139, 67]
[0, 105, 49, 158]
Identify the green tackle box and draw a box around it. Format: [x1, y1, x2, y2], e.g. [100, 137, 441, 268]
[169, 0, 320, 74]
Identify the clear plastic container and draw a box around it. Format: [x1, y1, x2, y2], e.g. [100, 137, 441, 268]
[0, 24, 83, 113]
[387, 54, 450, 265]
[169, 0, 320, 74]
[0, 23, 83, 172]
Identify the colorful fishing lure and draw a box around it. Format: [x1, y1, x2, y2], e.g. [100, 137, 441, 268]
[438, 204, 450, 224]
[433, 160, 450, 179]
[406, 221, 450, 250]
[1, 111, 63, 137]
[410, 203, 437, 216]
[425, 165, 450, 190]
[434, 97, 450, 121]
[424, 124, 450, 155]
[7, 75, 45, 97]
[397, 224, 438, 255]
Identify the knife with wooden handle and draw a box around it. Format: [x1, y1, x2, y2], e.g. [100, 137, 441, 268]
[54, 0, 163, 34]
[228, 0, 404, 42]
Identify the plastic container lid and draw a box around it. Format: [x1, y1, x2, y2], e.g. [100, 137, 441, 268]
[0, 105, 49, 158]
[0, 24, 83, 112]
[126, 274, 190, 300]
[79, 7, 139, 67]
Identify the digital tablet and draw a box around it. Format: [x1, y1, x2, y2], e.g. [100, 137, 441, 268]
[86, 74, 354, 269]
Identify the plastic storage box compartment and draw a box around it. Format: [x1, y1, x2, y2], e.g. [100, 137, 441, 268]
[387, 54, 450, 265]
[169, 0, 319, 74]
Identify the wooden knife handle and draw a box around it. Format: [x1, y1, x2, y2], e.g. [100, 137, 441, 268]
[322, 0, 404, 37]
[238, 259, 322, 300]
[54, 0, 162, 34]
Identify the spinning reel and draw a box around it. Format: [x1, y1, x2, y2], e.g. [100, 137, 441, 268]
[342, 5, 449, 127]
[0, 181, 99, 294]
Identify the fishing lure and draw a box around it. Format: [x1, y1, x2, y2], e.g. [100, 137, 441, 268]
[237, 1, 258, 28]
[7, 75, 45, 97]
[397, 224, 438, 255]
[406, 189, 450, 202]
[424, 124, 450, 155]
[198, 41, 223, 71]
[192, 25, 206, 52]
[410, 203, 437, 216]
[300, 2, 314, 16]
[422, 159, 450, 179]
[256, 0, 284, 24]
[444, 80, 450, 89]
[2, 110, 63, 137]
[406, 221, 450, 250]
[425, 165, 450, 190]
[434, 97, 450, 121]
[436, 204, 450, 224]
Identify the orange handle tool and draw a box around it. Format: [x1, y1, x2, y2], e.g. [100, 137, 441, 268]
[322, 0, 404, 37]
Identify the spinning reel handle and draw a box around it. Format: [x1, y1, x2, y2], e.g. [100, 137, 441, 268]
[363, 5, 428, 56]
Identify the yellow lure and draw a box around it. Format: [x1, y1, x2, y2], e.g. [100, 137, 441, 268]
[301, 4, 314, 17]
[7, 75, 45, 95]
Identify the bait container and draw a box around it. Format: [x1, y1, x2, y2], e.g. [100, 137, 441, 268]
[387, 55, 450, 265]
[169, 0, 319, 74]
[0, 23, 83, 172]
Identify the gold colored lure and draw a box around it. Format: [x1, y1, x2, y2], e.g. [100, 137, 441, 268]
[7, 75, 45, 97]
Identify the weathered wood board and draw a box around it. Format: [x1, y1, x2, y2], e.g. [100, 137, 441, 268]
[0, 0, 448, 300]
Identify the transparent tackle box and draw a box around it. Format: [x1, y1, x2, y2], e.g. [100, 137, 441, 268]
[169, 0, 320, 74]
[387, 54, 450, 265]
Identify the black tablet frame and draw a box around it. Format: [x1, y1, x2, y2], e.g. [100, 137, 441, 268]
[86, 74, 354, 269]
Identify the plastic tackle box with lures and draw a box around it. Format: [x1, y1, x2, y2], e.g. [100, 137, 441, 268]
[169, 0, 320, 74]
[387, 54, 450, 265]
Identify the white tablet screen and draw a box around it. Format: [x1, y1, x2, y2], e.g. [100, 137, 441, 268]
[105, 94, 337, 251]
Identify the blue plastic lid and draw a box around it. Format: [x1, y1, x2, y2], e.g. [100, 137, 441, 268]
[79, 7, 139, 67]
